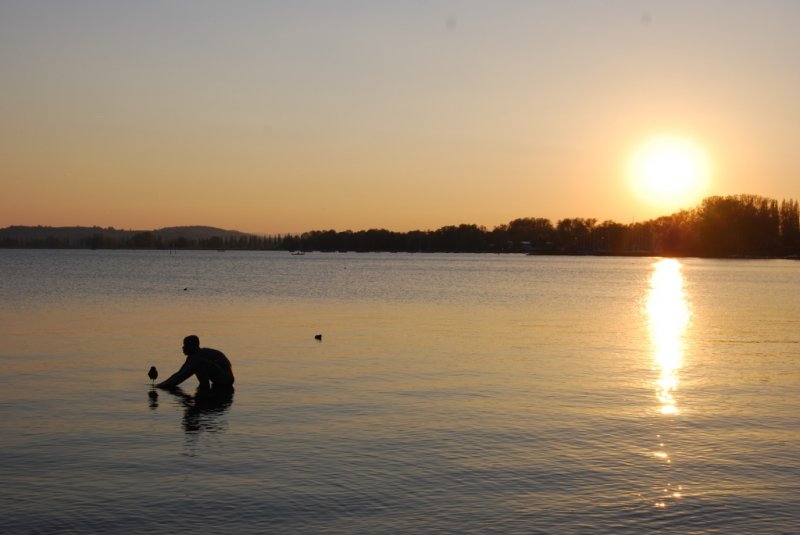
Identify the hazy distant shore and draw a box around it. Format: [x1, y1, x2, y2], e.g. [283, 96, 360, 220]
[2, 195, 800, 258]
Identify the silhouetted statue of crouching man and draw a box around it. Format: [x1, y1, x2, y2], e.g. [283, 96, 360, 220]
[157, 335, 235, 391]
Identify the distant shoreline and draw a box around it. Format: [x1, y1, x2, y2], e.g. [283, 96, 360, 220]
[1, 247, 798, 261]
[3, 194, 800, 258]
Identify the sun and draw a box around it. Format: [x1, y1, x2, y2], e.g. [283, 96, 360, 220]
[629, 135, 711, 212]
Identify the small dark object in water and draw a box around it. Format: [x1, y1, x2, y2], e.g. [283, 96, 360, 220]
[315, 334, 322, 341]
[183, 287, 188, 291]
[148, 366, 158, 385]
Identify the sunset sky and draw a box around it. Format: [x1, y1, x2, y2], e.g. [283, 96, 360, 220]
[2, 1, 799, 234]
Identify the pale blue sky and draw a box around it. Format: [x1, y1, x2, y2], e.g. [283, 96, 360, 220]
[2, 1, 799, 233]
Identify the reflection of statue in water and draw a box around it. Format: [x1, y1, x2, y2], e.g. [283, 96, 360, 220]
[167, 386, 234, 434]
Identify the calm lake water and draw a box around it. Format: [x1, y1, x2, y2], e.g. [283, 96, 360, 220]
[1, 250, 798, 534]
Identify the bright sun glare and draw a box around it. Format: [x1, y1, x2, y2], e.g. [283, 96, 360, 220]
[629, 135, 711, 212]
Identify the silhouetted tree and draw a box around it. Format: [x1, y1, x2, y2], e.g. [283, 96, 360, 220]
[128, 231, 160, 249]
[592, 220, 628, 255]
[648, 212, 693, 256]
[504, 217, 555, 252]
[693, 195, 781, 257]
[555, 218, 596, 253]
[780, 199, 800, 254]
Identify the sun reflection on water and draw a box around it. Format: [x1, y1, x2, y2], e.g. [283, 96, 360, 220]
[644, 259, 691, 509]
[647, 258, 691, 415]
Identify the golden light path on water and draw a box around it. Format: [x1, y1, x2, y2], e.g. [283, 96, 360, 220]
[647, 258, 691, 416]
[645, 258, 690, 509]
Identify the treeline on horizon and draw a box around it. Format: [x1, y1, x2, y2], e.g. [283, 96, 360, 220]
[2, 194, 800, 258]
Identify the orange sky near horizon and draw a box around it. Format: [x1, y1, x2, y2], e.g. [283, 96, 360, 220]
[2, 2, 799, 235]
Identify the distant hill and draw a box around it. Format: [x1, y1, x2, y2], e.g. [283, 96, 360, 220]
[153, 226, 250, 241]
[0, 225, 253, 248]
